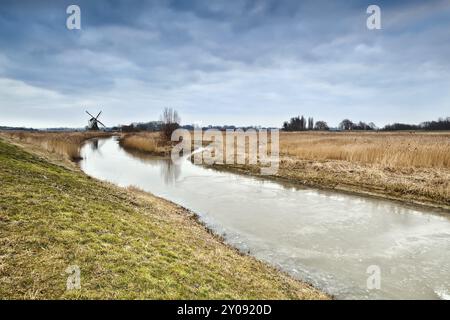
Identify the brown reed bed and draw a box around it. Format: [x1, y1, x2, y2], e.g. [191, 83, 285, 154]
[118, 132, 170, 156]
[279, 131, 450, 169]
[193, 130, 450, 208]
[0, 130, 113, 161]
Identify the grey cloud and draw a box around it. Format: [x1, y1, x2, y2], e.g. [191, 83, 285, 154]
[0, 0, 449, 128]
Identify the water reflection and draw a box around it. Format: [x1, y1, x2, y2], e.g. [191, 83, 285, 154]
[90, 139, 99, 150]
[88, 138, 109, 155]
[118, 147, 181, 185]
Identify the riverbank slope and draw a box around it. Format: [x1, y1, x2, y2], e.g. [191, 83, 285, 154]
[0, 137, 328, 299]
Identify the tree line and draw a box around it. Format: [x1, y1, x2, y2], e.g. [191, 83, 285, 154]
[120, 107, 180, 140]
[382, 117, 450, 131]
[282, 115, 450, 131]
[282, 116, 329, 131]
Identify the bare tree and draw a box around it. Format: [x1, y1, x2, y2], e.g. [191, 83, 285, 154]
[160, 107, 180, 140]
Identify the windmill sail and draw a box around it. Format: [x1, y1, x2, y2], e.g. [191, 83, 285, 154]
[86, 110, 105, 131]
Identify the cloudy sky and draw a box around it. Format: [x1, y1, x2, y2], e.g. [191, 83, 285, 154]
[0, 0, 449, 128]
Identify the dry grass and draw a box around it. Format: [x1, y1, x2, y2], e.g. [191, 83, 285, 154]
[187, 130, 450, 169]
[206, 131, 450, 208]
[0, 131, 112, 161]
[119, 132, 170, 156]
[280, 131, 450, 169]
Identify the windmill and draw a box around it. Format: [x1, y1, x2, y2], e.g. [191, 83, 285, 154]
[85, 110, 106, 131]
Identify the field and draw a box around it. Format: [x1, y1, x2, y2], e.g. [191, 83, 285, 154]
[0, 135, 327, 299]
[279, 131, 449, 168]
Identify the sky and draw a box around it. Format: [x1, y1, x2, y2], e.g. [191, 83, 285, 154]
[0, 0, 449, 128]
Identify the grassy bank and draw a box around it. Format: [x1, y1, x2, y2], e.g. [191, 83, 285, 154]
[0, 137, 327, 299]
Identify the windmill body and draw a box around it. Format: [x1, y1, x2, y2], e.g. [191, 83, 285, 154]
[86, 111, 106, 131]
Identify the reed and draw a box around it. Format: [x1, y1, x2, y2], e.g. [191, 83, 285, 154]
[279, 131, 450, 169]
[119, 132, 169, 155]
[0, 131, 112, 161]
[198, 130, 450, 207]
[118, 130, 450, 169]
